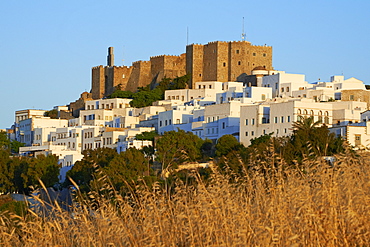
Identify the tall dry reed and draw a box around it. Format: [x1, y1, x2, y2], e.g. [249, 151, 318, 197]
[0, 151, 370, 246]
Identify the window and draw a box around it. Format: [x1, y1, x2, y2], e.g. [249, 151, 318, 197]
[287, 87, 290, 92]
[159, 121, 162, 127]
[238, 61, 241, 65]
[263, 53, 266, 57]
[245, 119, 248, 125]
[236, 50, 240, 54]
[245, 131, 248, 136]
[274, 117, 278, 123]
[222, 122, 226, 129]
[251, 131, 254, 136]
[176, 119, 180, 124]
[281, 116, 284, 123]
[223, 62, 226, 67]
[252, 118, 255, 125]
[287, 116, 291, 122]
[281, 87, 284, 93]
[350, 95, 355, 100]
[199, 85, 201, 89]
[261, 94, 266, 100]
[324, 117, 329, 124]
[253, 53, 256, 56]
[355, 134, 361, 146]
[165, 120, 168, 126]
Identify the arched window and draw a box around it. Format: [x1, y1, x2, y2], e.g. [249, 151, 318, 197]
[318, 111, 323, 123]
[304, 109, 308, 115]
[310, 110, 314, 116]
[324, 117, 329, 124]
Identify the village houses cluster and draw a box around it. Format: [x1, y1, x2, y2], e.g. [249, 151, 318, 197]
[6, 42, 370, 182]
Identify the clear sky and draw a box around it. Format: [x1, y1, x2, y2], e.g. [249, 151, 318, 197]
[1, 0, 369, 129]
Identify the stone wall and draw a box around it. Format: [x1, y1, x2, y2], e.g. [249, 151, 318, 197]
[69, 92, 93, 118]
[91, 41, 273, 99]
[186, 41, 273, 88]
[342, 89, 370, 109]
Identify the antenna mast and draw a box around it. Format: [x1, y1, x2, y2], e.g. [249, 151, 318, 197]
[122, 46, 124, 65]
[187, 26, 189, 45]
[241, 17, 246, 41]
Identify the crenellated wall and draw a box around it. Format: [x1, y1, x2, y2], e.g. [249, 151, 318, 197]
[91, 41, 273, 99]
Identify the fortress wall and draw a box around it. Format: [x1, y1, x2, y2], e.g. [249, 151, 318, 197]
[91, 41, 273, 98]
[126, 60, 152, 91]
[186, 44, 204, 88]
[215, 42, 229, 82]
[202, 42, 220, 81]
[91, 65, 105, 99]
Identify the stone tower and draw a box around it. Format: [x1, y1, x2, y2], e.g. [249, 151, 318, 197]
[186, 41, 273, 88]
[107, 47, 114, 66]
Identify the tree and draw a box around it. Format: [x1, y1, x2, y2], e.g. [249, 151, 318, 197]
[25, 154, 60, 188]
[65, 148, 118, 190]
[0, 150, 13, 193]
[130, 88, 163, 108]
[156, 130, 205, 172]
[103, 148, 151, 191]
[109, 90, 133, 99]
[215, 135, 243, 157]
[10, 140, 24, 153]
[44, 109, 58, 119]
[283, 116, 344, 164]
[135, 131, 158, 142]
[0, 131, 10, 151]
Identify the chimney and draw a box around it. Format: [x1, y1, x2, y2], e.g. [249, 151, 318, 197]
[107, 47, 114, 66]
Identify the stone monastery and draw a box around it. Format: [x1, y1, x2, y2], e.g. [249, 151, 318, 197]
[91, 41, 272, 99]
[7, 40, 370, 182]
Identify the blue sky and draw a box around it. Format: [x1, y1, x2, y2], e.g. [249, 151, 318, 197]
[1, 0, 369, 129]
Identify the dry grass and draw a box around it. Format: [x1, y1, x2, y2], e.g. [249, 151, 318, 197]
[1, 151, 370, 246]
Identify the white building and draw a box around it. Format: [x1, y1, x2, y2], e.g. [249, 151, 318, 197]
[240, 98, 334, 146]
[261, 71, 308, 98]
[158, 105, 196, 134]
[202, 101, 242, 141]
[16, 117, 68, 146]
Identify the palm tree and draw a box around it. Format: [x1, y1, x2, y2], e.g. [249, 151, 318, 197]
[292, 116, 321, 134]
